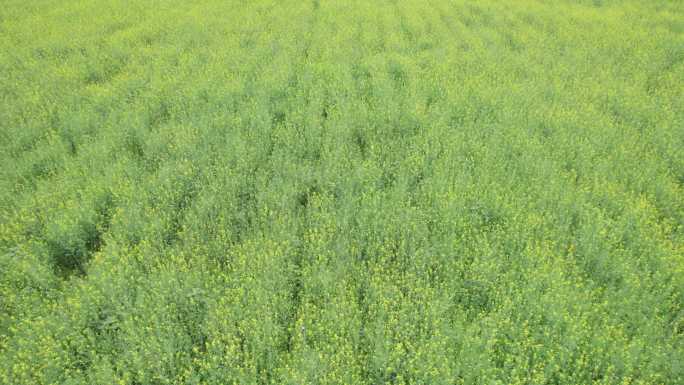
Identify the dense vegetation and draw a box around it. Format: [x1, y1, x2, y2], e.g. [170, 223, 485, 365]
[1, 0, 683, 384]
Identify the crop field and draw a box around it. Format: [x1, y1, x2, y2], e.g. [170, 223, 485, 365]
[1, 0, 683, 384]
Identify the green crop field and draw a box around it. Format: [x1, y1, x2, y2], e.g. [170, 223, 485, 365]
[1, 0, 683, 384]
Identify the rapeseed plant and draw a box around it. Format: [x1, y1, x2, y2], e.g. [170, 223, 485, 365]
[0, 0, 682, 384]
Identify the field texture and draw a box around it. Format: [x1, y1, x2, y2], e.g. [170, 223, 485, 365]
[1, 0, 683, 384]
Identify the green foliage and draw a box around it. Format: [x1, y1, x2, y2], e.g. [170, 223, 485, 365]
[1, 0, 682, 384]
